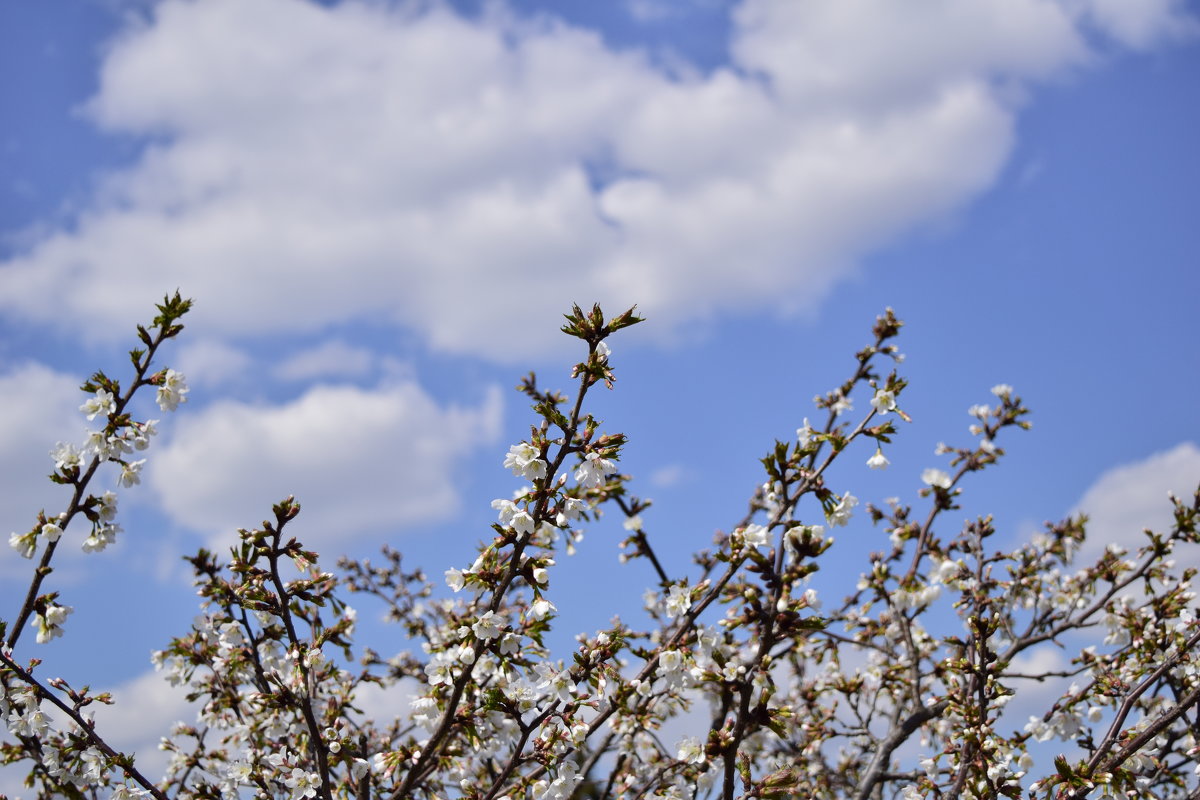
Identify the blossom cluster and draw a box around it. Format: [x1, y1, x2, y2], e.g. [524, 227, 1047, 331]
[2, 299, 1198, 800]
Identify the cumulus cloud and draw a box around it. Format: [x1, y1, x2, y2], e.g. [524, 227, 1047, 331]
[1070, 441, 1200, 567]
[0, 0, 1189, 360]
[149, 379, 503, 548]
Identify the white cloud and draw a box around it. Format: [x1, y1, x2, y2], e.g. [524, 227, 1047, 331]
[0, 363, 84, 574]
[272, 339, 376, 382]
[731, 0, 1089, 107]
[1084, 0, 1198, 49]
[1071, 441, 1200, 567]
[149, 379, 503, 548]
[0, 0, 1191, 361]
[174, 337, 253, 387]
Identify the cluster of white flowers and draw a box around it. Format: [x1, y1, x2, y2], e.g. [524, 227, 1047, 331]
[9, 367, 185, 567]
[503, 442, 547, 481]
[10, 303, 1200, 800]
[155, 368, 189, 412]
[32, 602, 73, 644]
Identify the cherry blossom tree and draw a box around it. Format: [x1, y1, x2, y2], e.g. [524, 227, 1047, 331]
[2, 295, 1198, 800]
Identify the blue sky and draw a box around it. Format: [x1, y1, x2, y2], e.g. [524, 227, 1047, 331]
[2, 0, 1199, 788]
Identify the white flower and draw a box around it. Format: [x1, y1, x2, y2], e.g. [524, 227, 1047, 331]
[97, 491, 118, 522]
[40, 522, 63, 543]
[665, 584, 692, 619]
[118, 459, 145, 488]
[82, 524, 119, 553]
[595, 341, 611, 360]
[991, 384, 1014, 398]
[492, 498, 519, 526]
[284, 766, 321, 798]
[80, 747, 106, 781]
[529, 598, 556, 620]
[677, 736, 705, 765]
[82, 429, 115, 461]
[156, 369, 189, 412]
[831, 393, 853, 416]
[80, 389, 116, 421]
[9, 531, 35, 559]
[968, 404, 990, 418]
[534, 663, 576, 705]
[796, 418, 816, 449]
[472, 611, 503, 641]
[622, 514, 643, 531]
[922, 468, 952, 489]
[33, 603, 73, 644]
[445, 568, 465, 592]
[509, 510, 535, 535]
[659, 650, 684, 674]
[503, 442, 548, 481]
[50, 441, 84, 471]
[575, 451, 617, 488]
[555, 497, 586, 527]
[866, 448, 889, 470]
[827, 492, 857, 527]
[133, 419, 158, 450]
[742, 524, 770, 548]
[930, 558, 961, 585]
[870, 390, 896, 414]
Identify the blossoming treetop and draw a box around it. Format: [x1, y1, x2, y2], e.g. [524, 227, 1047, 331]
[1, 296, 1198, 800]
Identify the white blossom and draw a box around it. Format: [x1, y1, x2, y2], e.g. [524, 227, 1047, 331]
[827, 492, 857, 527]
[870, 389, 896, 414]
[922, 468, 952, 489]
[156, 369, 189, 412]
[80, 389, 116, 421]
[503, 442, 548, 481]
[33, 603, 73, 644]
[742, 524, 769, 548]
[796, 418, 816, 449]
[575, 451, 617, 488]
[665, 584, 692, 619]
[677, 736, 706, 765]
[118, 459, 146, 488]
